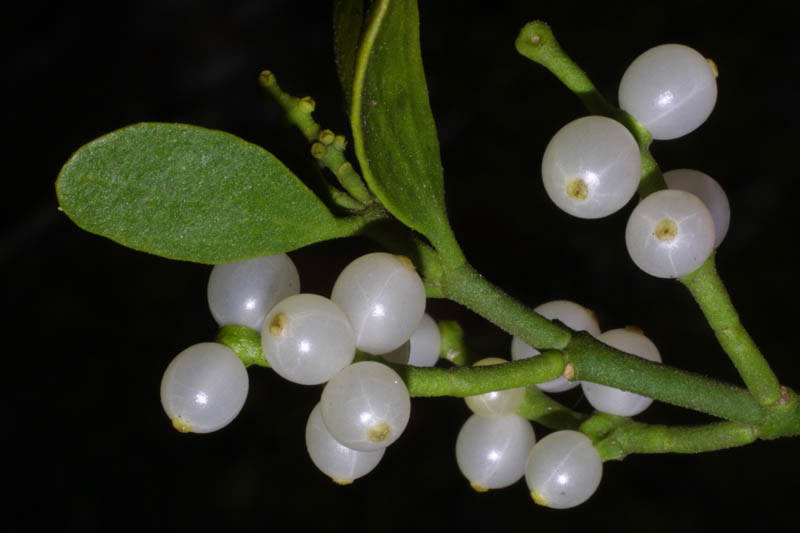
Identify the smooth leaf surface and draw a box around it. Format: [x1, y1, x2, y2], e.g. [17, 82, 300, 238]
[333, 0, 365, 111]
[56, 123, 365, 264]
[351, 0, 455, 252]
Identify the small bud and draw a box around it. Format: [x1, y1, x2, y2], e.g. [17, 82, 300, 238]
[310, 142, 327, 159]
[318, 129, 335, 145]
[333, 135, 347, 151]
[298, 96, 316, 113]
[258, 70, 276, 87]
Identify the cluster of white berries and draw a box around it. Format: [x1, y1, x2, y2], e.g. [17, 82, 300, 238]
[454, 298, 659, 508]
[161, 41, 720, 510]
[542, 44, 730, 279]
[160, 251, 441, 484]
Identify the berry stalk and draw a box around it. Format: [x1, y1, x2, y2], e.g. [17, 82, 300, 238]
[439, 264, 787, 428]
[566, 331, 763, 425]
[680, 253, 782, 406]
[516, 385, 587, 430]
[595, 420, 757, 461]
[258, 70, 373, 206]
[514, 20, 665, 197]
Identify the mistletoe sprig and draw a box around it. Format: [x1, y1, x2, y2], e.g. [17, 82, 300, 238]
[55, 0, 798, 509]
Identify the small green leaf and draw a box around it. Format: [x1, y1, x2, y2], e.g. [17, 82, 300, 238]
[56, 123, 368, 264]
[333, 0, 365, 110]
[351, 0, 458, 255]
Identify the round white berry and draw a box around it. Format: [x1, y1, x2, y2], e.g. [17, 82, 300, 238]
[207, 253, 300, 331]
[408, 313, 442, 367]
[305, 403, 384, 485]
[663, 169, 730, 247]
[525, 430, 602, 509]
[581, 327, 661, 417]
[261, 294, 355, 385]
[626, 189, 715, 278]
[511, 300, 601, 393]
[465, 358, 526, 418]
[380, 340, 411, 365]
[541, 115, 641, 219]
[331, 253, 426, 355]
[618, 44, 717, 140]
[380, 313, 441, 367]
[160, 342, 249, 433]
[456, 414, 536, 491]
[320, 361, 411, 452]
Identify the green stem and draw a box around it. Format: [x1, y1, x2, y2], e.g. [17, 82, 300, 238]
[514, 21, 615, 116]
[258, 70, 373, 204]
[392, 351, 565, 397]
[437, 320, 474, 366]
[578, 412, 630, 442]
[311, 136, 372, 204]
[514, 20, 665, 196]
[216, 326, 266, 368]
[566, 331, 763, 424]
[216, 323, 565, 394]
[434, 315, 587, 428]
[516, 385, 587, 431]
[440, 264, 764, 424]
[216, 324, 800, 439]
[441, 262, 572, 351]
[679, 253, 781, 406]
[595, 420, 757, 461]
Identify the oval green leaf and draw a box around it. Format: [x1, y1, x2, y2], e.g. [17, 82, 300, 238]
[351, 0, 457, 253]
[56, 123, 366, 264]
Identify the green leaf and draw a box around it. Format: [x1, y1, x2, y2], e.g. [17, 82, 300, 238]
[56, 123, 368, 264]
[351, 0, 458, 256]
[333, 0, 365, 111]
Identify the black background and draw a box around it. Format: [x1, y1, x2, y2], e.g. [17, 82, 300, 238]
[7, 1, 800, 531]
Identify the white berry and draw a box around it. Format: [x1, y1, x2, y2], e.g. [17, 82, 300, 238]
[331, 253, 426, 355]
[664, 169, 730, 247]
[541, 115, 641, 219]
[511, 300, 601, 393]
[525, 430, 602, 509]
[160, 342, 249, 433]
[465, 358, 526, 418]
[581, 327, 662, 417]
[320, 361, 411, 452]
[626, 189, 715, 278]
[261, 294, 355, 385]
[305, 403, 384, 485]
[618, 44, 717, 140]
[408, 313, 442, 366]
[381, 313, 441, 367]
[456, 414, 536, 491]
[207, 253, 300, 331]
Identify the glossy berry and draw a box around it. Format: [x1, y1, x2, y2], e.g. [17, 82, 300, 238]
[581, 327, 661, 416]
[619, 44, 717, 140]
[456, 414, 536, 491]
[541, 115, 641, 219]
[511, 300, 601, 393]
[331, 253, 426, 355]
[525, 430, 602, 509]
[625, 189, 715, 278]
[261, 294, 355, 385]
[320, 361, 411, 452]
[408, 313, 442, 366]
[663, 169, 730, 247]
[464, 358, 526, 418]
[160, 342, 249, 433]
[305, 403, 384, 485]
[380, 313, 441, 367]
[207, 253, 300, 331]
